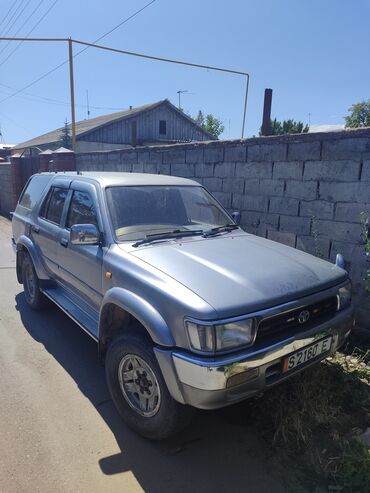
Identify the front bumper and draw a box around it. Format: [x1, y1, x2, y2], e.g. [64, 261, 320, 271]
[154, 305, 354, 409]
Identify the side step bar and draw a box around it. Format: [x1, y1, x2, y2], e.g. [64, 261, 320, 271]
[41, 286, 99, 342]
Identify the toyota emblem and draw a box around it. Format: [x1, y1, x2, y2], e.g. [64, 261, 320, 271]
[298, 310, 310, 324]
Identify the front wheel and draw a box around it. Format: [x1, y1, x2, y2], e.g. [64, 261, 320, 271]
[105, 334, 194, 439]
[22, 254, 47, 310]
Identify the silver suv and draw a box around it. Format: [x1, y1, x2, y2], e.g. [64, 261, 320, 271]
[12, 172, 354, 439]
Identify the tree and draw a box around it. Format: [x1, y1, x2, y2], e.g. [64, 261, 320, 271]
[58, 119, 72, 149]
[260, 118, 309, 136]
[345, 100, 370, 128]
[195, 110, 205, 128]
[195, 110, 224, 139]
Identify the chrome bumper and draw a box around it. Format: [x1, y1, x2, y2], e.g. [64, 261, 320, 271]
[154, 306, 354, 409]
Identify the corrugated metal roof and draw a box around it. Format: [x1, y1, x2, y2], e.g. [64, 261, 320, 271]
[13, 100, 214, 150]
[12, 101, 162, 150]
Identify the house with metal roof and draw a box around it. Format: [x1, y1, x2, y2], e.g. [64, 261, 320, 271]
[12, 99, 215, 155]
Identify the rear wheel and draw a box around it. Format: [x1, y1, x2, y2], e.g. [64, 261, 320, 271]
[105, 334, 194, 440]
[22, 254, 47, 310]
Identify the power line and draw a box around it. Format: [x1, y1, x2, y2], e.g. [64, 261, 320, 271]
[0, 0, 30, 38]
[0, 81, 123, 111]
[0, 0, 46, 59]
[0, 0, 58, 66]
[0, 0, 157, 103]
[0, 1, 20, 32]
[0, 58, 67, 104]
[0, 36, 250, 137]
[0, 108, 30, 131]
[86, 0, 157, 48]
[0, 2, 250, 135]
[0, 0, 23, 36]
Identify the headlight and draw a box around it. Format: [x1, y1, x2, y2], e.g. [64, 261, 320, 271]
[185, 318, 255, 352]
[215, 319, 254, 350]
[337, 281, 352, 310]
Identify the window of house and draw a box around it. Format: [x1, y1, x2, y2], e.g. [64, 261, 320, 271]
[159, 120, 167, 135]
[40, 187, 68, 225]
[66, 190, 98, 228]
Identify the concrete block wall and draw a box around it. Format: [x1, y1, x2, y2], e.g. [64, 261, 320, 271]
[0, 162, 16, 214]
[77, 128, 370, 327]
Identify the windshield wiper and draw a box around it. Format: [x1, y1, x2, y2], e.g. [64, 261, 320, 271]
[202, 223, 239, 238]
[132, 229, 203, 247]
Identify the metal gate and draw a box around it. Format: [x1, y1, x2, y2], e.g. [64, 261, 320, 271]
[19, 155, 40, 189]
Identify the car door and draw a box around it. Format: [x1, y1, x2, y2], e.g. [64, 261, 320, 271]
[33, 179, 70, 277]
[57, 181, 103, 310]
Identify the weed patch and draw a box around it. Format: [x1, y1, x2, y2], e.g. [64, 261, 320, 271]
[249, 345, 370, 491]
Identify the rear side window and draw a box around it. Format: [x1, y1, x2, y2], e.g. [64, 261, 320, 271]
[66, 191, 98, 228]
[18, 175, 52, 210]
[40, 187, 68, 225]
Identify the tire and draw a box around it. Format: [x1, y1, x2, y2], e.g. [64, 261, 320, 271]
[105, 334, 194, 440]
[22, 254, 47, 310]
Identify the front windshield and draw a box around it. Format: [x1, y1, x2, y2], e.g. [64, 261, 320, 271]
[106, 185, 233, 241]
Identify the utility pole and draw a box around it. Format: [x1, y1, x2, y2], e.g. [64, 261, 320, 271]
[68, 38, 77, 151]
[0, 37, 251, 140]
[241, 75, 249, 139]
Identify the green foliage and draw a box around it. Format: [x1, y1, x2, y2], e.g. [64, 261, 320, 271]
[195, 110, 205, 127]
[58, 119, 72, 149]
[195, 110, 224, 139]
[327, 441, 370, 493]
[345, 100, 370, 128]
[260, 118, 309, 136]
[250, 347, 370, 491]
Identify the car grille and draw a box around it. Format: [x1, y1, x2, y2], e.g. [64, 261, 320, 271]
[256, 296, 338, 345]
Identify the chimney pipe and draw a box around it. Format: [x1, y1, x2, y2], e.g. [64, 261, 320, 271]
[261, 88, 273, 136]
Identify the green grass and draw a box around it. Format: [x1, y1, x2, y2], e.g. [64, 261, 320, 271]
[249, 343, 370, 492]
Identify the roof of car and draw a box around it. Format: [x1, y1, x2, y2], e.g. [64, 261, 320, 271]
[39, 171, 201, 187]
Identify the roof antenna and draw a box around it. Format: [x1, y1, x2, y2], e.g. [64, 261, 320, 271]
[0, 124, 5, 145]
[86, 90, 90, 119]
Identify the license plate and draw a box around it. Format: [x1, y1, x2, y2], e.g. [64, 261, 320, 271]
[282, 337, 332, 373]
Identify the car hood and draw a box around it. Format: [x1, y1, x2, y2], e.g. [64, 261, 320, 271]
[126, 233, 347, 317]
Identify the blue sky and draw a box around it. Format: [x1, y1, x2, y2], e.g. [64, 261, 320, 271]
[0, 0, 369, 145]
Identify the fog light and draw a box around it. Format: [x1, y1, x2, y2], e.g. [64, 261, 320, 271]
[226, 368, 259, 388]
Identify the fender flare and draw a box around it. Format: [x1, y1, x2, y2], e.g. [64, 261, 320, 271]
[99, 287, 175, 348]
[16, 235, 50, 280]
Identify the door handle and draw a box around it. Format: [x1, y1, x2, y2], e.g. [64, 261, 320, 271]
[31, 225, 40, 234]
[60, 238, 68, 247]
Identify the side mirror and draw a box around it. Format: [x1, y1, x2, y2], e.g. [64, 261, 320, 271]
[335, 253, 345, 269]
[231, 211, 241, 225]
[70, 224, 100, 245]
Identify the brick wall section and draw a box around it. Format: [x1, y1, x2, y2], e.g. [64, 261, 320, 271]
[76, 128, 370, 327]
[0, 151, 76, 216]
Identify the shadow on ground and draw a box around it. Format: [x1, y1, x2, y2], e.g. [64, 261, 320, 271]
[15, 293, 300, 493]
